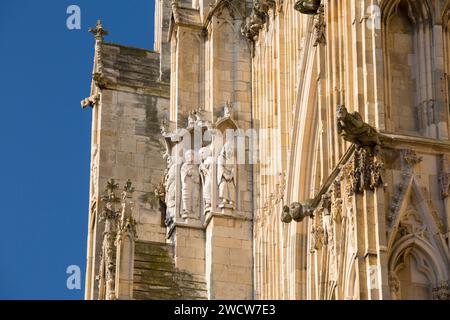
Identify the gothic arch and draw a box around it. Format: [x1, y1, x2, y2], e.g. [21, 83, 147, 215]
[285, 15, 321, 299]
[206, 0, 246, 23]
[389, 236, 448, 284]
[381, 0, 435, 136]
[343, 257, 358, 300]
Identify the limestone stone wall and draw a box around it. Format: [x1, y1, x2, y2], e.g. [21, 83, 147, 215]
[250, 0, 450, 300]
[84, 42, 170, 300]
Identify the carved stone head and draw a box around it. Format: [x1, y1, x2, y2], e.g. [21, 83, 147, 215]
[222, 142, 235, 159]
[290, 202, 306, 222]
[184, 150, 195, 164]
[281, 205, 293, 223]
[199, 146, 211, 161]
[336, 105, 348, 121]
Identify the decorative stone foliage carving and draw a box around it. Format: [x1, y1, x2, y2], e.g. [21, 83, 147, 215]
[331, 179, 343, 223]
[433, 281, 450, 300]
[89, 20, 109, 90]
[387, 171, 411, 226]
[403, 149, 423, 167]
[388, 271, 401, 300]
[342, 147, 384, 196]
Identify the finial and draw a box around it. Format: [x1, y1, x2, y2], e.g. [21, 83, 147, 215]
[89, 20, 109, 41]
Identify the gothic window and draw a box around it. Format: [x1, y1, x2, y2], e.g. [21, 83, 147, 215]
[383, 0, 434, 136]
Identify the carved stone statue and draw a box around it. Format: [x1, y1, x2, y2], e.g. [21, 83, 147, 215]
[164, 156, 177, 226]
[181, 150, 200, 218]
[336, 105, 381, 151]
[217, 143, 236, 208]
[294, 0, 322, 15]
[199, 146, 213, 212]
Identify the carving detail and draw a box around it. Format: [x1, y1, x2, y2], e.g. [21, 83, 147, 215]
[294, 0, 322, 15]
[313, 5, 326, 47]
[433, 281, 450, 300]
[337, 105, 381, 152]
[241, 0, 276, 41]
[81, 94, 100, 109]
[439, 154, 450, 198]
[97, 178, 136, 300]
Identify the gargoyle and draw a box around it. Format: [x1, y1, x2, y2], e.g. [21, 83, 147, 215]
[281, 201, 314, 223]
[294, 0, 322, 15]
[336, 105, 381, 151]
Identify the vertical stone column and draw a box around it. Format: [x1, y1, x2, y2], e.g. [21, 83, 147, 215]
[205, 212, 253, 300]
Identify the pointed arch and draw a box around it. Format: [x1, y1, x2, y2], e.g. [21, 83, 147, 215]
[381, 0, 436, 136]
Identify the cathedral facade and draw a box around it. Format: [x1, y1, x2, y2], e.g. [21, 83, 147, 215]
[82, 0, 450, 300]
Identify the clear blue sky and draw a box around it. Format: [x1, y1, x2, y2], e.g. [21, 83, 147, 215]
[0, 0, 155, 299]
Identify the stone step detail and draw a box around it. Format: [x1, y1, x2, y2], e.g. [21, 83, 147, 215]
[133, 240, 207, 300]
